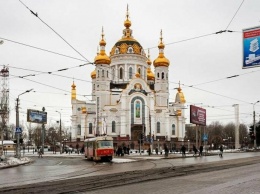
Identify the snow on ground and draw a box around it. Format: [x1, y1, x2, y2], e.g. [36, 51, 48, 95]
[0, 157, 31, 168]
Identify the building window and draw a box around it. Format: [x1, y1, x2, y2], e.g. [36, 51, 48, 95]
[138, 68, 141, 76]
[112, 121, 116, 133]
[162, 72, 165, 79]
[157, 72, 160, 78]
[156, 122, 160, 133]
[77, 124, 81, 135]
[135, 101, 141, 118]
[115, 48, 119, 54]
[112, 69, 115, 78]
[128, 47, 133, 53]
[172, 124, 175, 135]
[97, 70, 99, 78]
[129, 67, 133, 79]
[93, 84, 95, 90]
[89, 123, 93, 134]
[107, 70, 109, 78]
[102, 70, 104, 77]
[119, 67, 124, 79]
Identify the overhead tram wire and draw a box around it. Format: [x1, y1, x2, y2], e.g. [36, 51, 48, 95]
[18, 0, 90, 63]
[0, 37, 88, 63]
[225, 0, 245, 30]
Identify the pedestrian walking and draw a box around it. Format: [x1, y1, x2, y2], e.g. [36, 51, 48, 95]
[155, 147, 158, 155]
[199, 145, 203, 156]
[193, 145, 198, 156]
[38, 148, 43, 158]
[181, 145, 186, 157]
[164, 145, 169, 158]
[219, 145, 223, 157]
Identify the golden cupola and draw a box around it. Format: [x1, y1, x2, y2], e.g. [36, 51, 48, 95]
[175, 82, 186, 104]
[146, 49, 155, 80]
[94, 27, 111, 65]
[110, 5, 145, 57]
[90, 69, 96, 79]
[153, 30, 170, 67]
[71, 81, 76, 100]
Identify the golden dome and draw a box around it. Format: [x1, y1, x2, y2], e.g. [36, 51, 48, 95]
[91, 69, 96, 79]
[94, 27, 111, 65]
[71, 81, 76, 89]
[147, 67, 155, 80]
[175, 82, 186, 103]
[110, 6, 145, 57]
[135, 72, 141, 78]
[124, 5, 131, 28]
[153, 30, 170, 67]
[71, 81, 76, 100]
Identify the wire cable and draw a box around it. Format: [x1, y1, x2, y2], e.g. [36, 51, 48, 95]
[225, 0, 245, 30]
[18, 0, 90, 62]
[0, 37, 88, 63]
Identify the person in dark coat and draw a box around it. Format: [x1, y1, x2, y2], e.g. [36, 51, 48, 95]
[199, 145, 203, 156]
[164, 145, 169, 157]
[193, 145, 198, 156]
[219, 145, 223, 157]
[181, 145, 186, 157]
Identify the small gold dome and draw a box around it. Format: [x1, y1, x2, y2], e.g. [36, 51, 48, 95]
[153, 30, 170, 67]
[147, 67, 155, 80]
[94, 52, 111, 65]
[71, 81, 76, 89]
[135, 72, 141, 78]
[91, 69, 96, 79]
[94, 27, 111, 65]
[153, 55, 170, 67]
[175, 82, 186, 103]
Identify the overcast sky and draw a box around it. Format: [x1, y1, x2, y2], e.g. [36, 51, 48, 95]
[1, 0, 260, 130]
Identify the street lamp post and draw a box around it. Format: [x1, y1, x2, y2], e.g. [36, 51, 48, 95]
[253, 101, 259, 149]
[56, 111, 62, 154]
[16, 89, 33, 159]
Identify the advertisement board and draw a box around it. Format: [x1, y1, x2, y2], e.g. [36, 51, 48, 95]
[243, 26, 260, 69]
[27, 109, 47, 124]
[190, 105, 206, 126]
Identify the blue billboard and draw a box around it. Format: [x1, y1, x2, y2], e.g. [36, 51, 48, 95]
[243, 26, 260, 69]
[27, 109, 47, 124]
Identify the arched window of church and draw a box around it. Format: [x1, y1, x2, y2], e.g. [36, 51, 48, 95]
[97, 70, 99, 78]
[112, 121, 116, 133]
[119, 67, 124, 79]
[107, 70, 109, 78]
[172, 124, 175, 135]
[115, 48, 119, 54]
[93, 84, 95, 90]
[157, 72, 160, 79]
[112, 68, 115, 78]
[162, 72, 165, 79]
[77, 124, 81, 135]
[166, 73, 168, 80]
[128, 47, 133, 53]
[102, 69, 104, 77]
[129, 67, 133, 79]
[156, 122, 160, 133]
[138, 68, 141, 77]
[89, 123, 93, 134]
[135, 101, 141, 118]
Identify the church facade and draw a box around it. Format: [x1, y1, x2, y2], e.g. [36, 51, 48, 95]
[71, 8, 186, 150]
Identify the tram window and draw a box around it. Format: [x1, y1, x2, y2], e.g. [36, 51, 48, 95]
[98, 141, 112, 148]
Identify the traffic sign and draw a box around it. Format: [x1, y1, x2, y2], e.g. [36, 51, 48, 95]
[15, 127, 22, 133]
[203, 134, 208, 141]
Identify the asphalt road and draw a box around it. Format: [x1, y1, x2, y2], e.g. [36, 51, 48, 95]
[1, 152, 260, 193]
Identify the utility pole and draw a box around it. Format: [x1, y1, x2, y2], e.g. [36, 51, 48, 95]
[253, 101, 259, 149]
[42, 107, 45, 154]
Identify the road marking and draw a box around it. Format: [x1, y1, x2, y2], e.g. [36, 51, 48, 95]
[57, 162, 62, 165]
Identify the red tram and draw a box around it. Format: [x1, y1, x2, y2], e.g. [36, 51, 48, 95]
[84, 136, 114, 161]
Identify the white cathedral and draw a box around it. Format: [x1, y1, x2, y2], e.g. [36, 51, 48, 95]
[71, 8, 186, 149]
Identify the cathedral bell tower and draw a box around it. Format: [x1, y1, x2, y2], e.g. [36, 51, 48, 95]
[153, 30, 170, 107]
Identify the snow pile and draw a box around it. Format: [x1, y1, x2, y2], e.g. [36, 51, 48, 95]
[0, 157, 31, 168]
